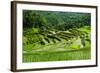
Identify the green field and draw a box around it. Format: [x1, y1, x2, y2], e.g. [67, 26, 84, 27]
[23, 26, 91, 62]
[22, 10, 91, 62]
[23, 49, 90, 62]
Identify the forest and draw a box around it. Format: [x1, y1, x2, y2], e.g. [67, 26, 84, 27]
[23, 10, 91, 62]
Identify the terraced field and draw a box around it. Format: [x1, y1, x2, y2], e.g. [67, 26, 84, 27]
[23, 26, 91, 62]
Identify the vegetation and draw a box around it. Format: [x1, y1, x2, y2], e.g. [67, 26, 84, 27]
[23, 10, 91, 62]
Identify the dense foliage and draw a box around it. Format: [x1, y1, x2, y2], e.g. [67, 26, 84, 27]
[23, 10, 91, 30]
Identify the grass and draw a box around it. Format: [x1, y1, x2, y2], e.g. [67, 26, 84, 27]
[23, 49, 91, 62]
[23, 26, 91, 63]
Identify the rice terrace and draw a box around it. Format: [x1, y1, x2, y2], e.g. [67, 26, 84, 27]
[23, 10, 91, 62]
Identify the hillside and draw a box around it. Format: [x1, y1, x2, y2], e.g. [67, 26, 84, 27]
[23, 10, 91, 62]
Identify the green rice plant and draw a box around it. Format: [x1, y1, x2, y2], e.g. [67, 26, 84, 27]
[23, 26, 91, 62]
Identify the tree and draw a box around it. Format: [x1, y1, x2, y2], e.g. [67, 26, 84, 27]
[23, 10, 48, 30]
